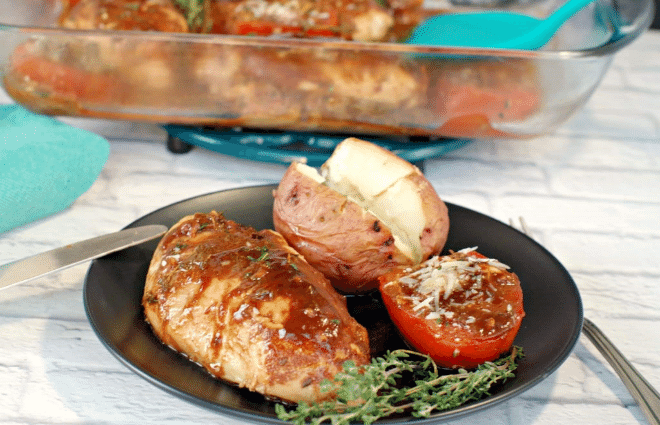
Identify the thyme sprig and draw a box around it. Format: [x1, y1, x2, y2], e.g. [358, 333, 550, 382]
[276, 347, 523, 425]
[173, 0, 212, 32]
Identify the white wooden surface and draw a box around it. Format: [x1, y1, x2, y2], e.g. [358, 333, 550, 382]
[1, 30, 659, 425]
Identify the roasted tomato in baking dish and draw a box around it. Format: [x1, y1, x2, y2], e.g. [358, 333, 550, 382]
[6, 43, 121, 107]
[431, 61, 541, 138]
[378, 247, 525, 369]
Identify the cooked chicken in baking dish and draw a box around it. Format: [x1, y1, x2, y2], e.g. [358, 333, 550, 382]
[59, 0, 408, 41]
[142, 211, 370, 403]
[212, 0, 395, 41]
[4, 0, 541, 136]
[59, 0, 189, 32]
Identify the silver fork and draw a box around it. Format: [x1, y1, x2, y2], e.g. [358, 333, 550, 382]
[510, 217, 660, 425]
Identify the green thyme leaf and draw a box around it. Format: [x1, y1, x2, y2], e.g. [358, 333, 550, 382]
[173, 0, 212, 32]
[248, 246, 270, 262]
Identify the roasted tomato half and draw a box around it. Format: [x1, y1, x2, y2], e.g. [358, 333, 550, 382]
[378, 248, 525, 369]
[7, 43, 120, 105]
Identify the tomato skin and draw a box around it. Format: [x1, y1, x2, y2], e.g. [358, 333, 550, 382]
[437, 115, 507, 139]
[233, 20, 340, 38]
[378, 252, 525, 369]
[234, 22, 299, 36]
[231, 8, 340, 38]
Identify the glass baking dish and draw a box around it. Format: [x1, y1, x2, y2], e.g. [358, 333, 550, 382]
[0, 0, 654, 139]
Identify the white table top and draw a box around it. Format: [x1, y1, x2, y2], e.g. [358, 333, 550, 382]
[1, 29, 660, 425]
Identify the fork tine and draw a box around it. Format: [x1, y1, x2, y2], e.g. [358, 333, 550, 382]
[518, 216, 531, 236]
[509, 216, 530, 232]
[509, 216, 531, 236]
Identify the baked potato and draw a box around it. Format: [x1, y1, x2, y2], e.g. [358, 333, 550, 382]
[272, 137, 449, 293]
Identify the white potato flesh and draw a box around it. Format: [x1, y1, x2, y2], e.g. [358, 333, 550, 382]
[321, 138, 414, 200]
[310, 138, 428, 263]
[369, 177, 426, 262]
[296, 162, 325, 184]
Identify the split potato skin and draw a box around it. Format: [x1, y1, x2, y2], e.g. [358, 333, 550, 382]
[272, 138, 449, 293]
[273, 162, 410, 293]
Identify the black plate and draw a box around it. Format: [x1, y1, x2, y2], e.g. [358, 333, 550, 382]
[83, 184, 583, 424]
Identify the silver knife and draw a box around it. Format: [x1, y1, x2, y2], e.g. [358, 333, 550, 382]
[0, 224, 167, 291]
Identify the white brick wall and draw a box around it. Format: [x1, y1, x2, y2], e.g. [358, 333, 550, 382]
[1, 31, 659, 425]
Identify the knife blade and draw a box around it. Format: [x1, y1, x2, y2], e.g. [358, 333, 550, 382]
[0, 224, 167, 291]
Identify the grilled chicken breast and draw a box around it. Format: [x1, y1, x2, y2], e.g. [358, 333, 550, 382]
[60, 0, 189, 32]
[142, 211, 370, 403]
[212, 0, 395, 41]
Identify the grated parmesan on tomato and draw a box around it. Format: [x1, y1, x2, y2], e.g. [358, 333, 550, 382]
[379, 247, 525, 368]
[383, 247, 518, 336]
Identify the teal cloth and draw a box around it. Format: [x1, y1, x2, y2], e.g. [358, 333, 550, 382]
[0, 105, 109, 233]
